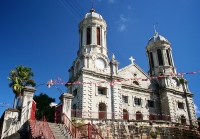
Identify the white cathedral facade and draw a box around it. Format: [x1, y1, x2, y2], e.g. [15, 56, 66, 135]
[67, 8, 196, 125]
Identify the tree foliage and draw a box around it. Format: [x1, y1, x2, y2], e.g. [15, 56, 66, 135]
[8, 65, 36, 108]
[33, 93, 55, 122]
[8, 65, 36, 97]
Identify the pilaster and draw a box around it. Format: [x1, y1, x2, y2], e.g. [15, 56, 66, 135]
[20, 86, 35, 125]
[59, 93, 74, 120]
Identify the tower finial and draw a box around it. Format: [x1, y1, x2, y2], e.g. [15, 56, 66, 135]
[153, 22, 158, 35]
[90, 1, 95, 12]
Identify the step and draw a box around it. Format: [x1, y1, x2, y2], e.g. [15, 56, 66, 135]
[48, 122, 67, 139]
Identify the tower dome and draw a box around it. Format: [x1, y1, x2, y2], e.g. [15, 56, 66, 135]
[148, 32, 169, 45]
[78, 7, 107, 56]
[85, 8, 103, 19]
[146, 30, 176, 77]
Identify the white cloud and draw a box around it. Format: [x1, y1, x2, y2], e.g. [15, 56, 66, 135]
[116, 14, 130, 32]
[119, 24, 127, 32]
[120, 14, 128, 22]
[194, 104, 200, 114]
[128, 5, 131, 10]
[108, 0, 116, 4]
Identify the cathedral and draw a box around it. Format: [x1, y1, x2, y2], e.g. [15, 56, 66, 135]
[67, 7, 197, 125]
[1, 7, 199, 139]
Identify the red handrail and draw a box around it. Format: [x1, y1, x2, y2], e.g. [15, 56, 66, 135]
[62, 113, 76, 137]
[62, 113, 103, 139]
[29, 117, 56, 139]
[43, 116, 56, 139]
[88, 123, 104, 139]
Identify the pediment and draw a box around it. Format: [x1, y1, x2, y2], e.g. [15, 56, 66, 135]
[118, 63, 151, 88]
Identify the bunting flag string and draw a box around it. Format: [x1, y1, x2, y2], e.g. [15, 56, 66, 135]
[0, 102, 12, 107]
[2, 70, 200, 107]
[45, 69, 200, 87]
[173, 70, 200, 76]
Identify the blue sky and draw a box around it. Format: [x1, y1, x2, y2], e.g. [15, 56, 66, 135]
[0, 0, 200, 117]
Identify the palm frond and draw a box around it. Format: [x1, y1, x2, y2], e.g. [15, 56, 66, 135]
[8, 65, 36, 97]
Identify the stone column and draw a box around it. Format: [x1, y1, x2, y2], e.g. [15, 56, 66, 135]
[59, 93, 74, 120]
[82, 27, 86, 46]
[20, 86, 36, 125]
[91, 25, 96, 45]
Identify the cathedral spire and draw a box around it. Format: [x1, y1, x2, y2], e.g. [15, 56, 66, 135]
[153, 23, 158, 36]
[90, 2, 95, 12]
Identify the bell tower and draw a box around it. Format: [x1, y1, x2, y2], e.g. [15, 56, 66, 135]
[146, 29, 176, 77]
[68, 7, 111, 81]
[67, 8, 119, 119]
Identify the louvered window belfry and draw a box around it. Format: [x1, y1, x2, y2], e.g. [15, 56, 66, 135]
[97, 27, 100, 45]
[87, 27, 91, 45]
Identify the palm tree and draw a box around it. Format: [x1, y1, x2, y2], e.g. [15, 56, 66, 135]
[8, 65, 36, 108]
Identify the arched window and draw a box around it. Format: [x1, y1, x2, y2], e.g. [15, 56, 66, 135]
[123, 109, 129, 120]
[72, 104, 81, 118]
[166, 49, 171, 66]
[149, 52, 154, 68]
[72, 104, 77, 117]
[181, 115, 186, 125]
[133, 81, 139, 86]
[73, 104, 76, 110]
[136, 111, 143, 120]
[99, 103, 107, 119]
[96, 27, 100, 45]
[157, 49, 163, 66]
[75, 61, 80, 73]
[80, 30, 83, 47]
[87, 27, 91, 45]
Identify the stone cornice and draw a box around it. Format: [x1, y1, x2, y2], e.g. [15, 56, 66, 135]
[22, 86, 36, 93]
[68, 68, 125, 83]
[78, 17, 107, 28]
[82, 68, 110, 78]
[122, 84, 155, 93]
[161, 87, 193, 97]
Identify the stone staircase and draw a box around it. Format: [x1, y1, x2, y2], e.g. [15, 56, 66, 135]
[48, 122, 74, 139]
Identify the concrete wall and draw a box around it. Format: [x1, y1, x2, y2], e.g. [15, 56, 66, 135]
[1, 86, 35, 139]
[0, 109, 20, 139]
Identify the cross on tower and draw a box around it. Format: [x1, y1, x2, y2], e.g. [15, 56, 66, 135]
[90, 1, 95, 8]
[153, 22, 158, 34]
[129, 56, 135, 64]
[90, 1, 95, 12]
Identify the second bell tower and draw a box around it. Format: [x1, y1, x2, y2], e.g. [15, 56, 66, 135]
[146, 30, 176, 77]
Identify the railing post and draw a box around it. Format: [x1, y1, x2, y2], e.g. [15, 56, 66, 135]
[43, 116, 45, 128]
[59, 93, 74, 121]
[54, 110, 56, 123]
[88, 122, 90, 139]
[34, 120, 36, 133]
[75, 126, 76, 138]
